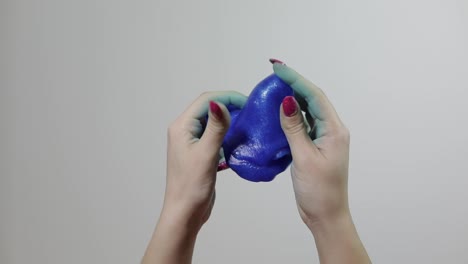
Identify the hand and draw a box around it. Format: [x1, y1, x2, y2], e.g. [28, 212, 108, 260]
[273, 60, 371, 264]
[163, 91, 247, 228]
[274, 62, 350, 226]
[142, 91, 247, 264]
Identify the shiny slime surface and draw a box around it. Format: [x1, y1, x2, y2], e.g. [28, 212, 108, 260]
[223, 74, 294, 182]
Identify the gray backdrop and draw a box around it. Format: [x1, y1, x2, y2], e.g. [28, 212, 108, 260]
[2, 0, 468, 263]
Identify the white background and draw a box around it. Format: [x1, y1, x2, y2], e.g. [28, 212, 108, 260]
[2, 0, 468, 263]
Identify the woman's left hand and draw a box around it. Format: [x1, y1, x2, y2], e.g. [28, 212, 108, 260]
[143, 91, 247, 264]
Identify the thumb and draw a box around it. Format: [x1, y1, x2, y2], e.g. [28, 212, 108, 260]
[280, 96, 318, 157]
[199, 101, 230, 154]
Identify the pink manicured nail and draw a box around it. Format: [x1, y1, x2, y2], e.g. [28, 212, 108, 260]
[282, 96, 298, 117]
[217, 161, 229, 171]
[269, 58, 285, 65]
[209, 101, 223, 120]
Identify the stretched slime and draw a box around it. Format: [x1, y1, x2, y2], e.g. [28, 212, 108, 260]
[222, 74, 294, 182]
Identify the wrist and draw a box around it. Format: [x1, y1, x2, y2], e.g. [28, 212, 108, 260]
[304, 208, 353, 234]
[143, 205, 200, 264]
[304, 209, 371, 264]
[159, 204, 204, 235]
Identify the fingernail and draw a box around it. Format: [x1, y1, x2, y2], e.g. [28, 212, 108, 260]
[282, 96, 298, 117]
[209, 101, 223, 120]
[269, 58, 285, 65]
[217, 161, 229, 171]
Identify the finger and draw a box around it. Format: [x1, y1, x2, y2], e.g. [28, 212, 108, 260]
[280, 96, 320, 158]
[198, 101, 231, 154]
[182, 91, 247, 121]
[305, 112, 317, 140]
[217, 161, 229, 171]
[272, 62, 341, 125]
[217, 148, 229, 171]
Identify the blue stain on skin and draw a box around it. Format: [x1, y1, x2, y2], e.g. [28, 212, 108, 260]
[222, 73, 294, 182]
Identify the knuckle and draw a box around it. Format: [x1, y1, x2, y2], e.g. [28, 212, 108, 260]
[207, 120, 227, 135]
[200, 91, 211, 97]
[317, 86, 325, 95]
[335, 126, 350, 143]
[198, 91, 213, 100]
[167, 121, 180, 138]
[289, 123, 305, 136]
[283, 117, 306, 135]
[226, 90, 241, 96]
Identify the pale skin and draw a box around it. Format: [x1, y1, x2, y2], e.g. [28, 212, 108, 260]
[142, 62, 371, 264]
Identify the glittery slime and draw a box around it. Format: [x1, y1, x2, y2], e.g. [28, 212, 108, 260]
[222, 73, 294, 182]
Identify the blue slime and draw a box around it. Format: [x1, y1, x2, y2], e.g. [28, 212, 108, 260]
[222, 73, 294, 182]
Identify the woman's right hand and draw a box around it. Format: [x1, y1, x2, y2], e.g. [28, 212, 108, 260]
[272, 59, 371, 263]
[273, 60, 351, 227]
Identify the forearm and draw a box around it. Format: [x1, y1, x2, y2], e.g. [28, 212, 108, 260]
[308, 211, 371, 264]
[142, 208, 200, 264]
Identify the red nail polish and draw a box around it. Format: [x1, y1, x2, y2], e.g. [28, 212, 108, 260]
[217, 161, 229, 171]
[282, 96, 298, 117]
[269, 58, 285, 65]
[209, 101, 223, 120]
